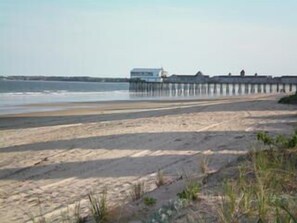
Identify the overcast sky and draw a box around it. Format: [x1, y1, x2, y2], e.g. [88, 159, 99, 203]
[1, 0, 297, 77]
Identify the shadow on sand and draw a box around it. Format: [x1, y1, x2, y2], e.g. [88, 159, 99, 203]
[0, 99, 291, 130]
[0, 131, 257, 180]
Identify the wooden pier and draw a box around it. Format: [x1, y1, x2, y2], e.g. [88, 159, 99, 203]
[129, 76, 297, 97]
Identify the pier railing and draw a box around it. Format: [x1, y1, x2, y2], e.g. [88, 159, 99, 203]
[129, 79, 297, 97]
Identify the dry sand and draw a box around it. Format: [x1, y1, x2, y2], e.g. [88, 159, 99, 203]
[0, 94, 296, 222]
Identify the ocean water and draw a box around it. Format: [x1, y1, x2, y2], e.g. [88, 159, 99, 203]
[0, 80, 227, 107]
[0, 80, 132, 114]
[0, 80, 130, 104]
[0, 80, 224, 114]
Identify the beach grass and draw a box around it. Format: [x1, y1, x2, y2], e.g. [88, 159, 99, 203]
[177, 181, 201, 201]
[279, 91, 297, 104]
[199, 157, 210, 175]
[129, 181, 145, 201]
[143, 197, 157, 207]
[217, 148, 297, 222]
[88, 189, 108, 223]
[155, 169, 166, 188]
[171, 130, 297, 222]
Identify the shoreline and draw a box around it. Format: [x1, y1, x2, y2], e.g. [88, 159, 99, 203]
[0, 93, 282, 117]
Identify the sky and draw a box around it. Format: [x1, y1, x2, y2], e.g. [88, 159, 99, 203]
[1, 0, 297, 77]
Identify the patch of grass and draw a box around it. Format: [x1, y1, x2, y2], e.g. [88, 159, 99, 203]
[175, 131, 297, 223]
[257, 131, 274, 146]
[155, 169, 165, 187]
[257, 130, 297, 149]
[177, 181, 200, 201]
[199, 157, 209, 175]
[130, 181, 145, 201]
[143, 197, 157, 207]
[217, 144, 297, 222]
[279, 91, 297, 104]
[88, 189, 108, 223]
[73, 202, 87, 223]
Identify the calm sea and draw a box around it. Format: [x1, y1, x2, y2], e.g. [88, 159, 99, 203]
[0, 80, 132, 114]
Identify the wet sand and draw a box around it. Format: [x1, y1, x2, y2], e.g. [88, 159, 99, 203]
[0, 94, 296, 222]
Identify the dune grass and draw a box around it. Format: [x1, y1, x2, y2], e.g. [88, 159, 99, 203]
[177, 181, 201, 201]
[129, 181, 145, 201]
[217, 148, 297, 222]
[155, 169, 166, 187]
[279, 91, 297, 104]
[88, 189, 108, 223]
[143, 197, 157, 207]
[199, 157, 210, 175]
[173, 130, 297, 222]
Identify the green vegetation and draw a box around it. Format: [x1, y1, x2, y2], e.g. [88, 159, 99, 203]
[257, 130, 297, 149]
[219, 148, 297, 222]
[143, 197, 157, 207]
[129, 181, 145, 201]
[146, 198, 187, 223]
[173, 130, 297, 222]
[177, 181, 201, 201]
[88, 190, 108, 223]
[279, 91, 297, 104]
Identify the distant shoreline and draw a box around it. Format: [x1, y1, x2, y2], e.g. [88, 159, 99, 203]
[0, 76, 129, 83]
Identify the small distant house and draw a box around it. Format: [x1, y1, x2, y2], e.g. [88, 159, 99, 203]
[130, 68, 167, 82]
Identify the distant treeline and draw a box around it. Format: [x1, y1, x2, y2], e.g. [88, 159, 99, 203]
[0, 75, 129, 83]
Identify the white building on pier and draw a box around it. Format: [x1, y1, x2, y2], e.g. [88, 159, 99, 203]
[130, 68, 167, 82]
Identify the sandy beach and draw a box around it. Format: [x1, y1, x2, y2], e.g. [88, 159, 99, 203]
[0, 94, 296, 222]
